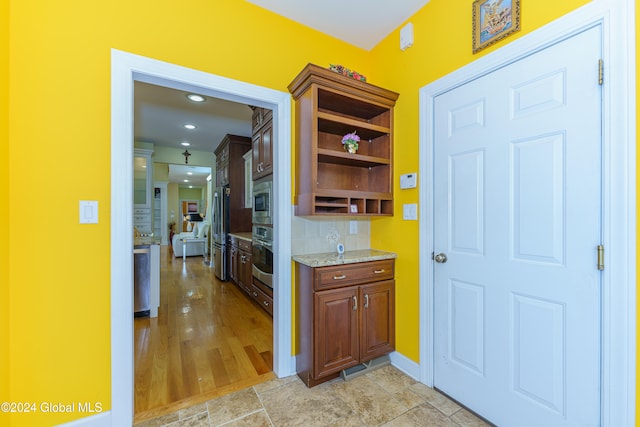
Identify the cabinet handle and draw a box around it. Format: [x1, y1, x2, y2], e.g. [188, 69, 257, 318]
[333, 274, 347, 280]
[352, 295, 357, 311]
[373, 269, 385, 274]
[263, 301, 270, 307]
[364, 294, 369, 308]
[253, 291, 258, 297]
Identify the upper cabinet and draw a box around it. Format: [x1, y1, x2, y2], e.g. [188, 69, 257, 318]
[288, 64, 399, 216]
[251, 107, 273, 180]
[134, 149, 153, 208]
[214, 134, 253, 233]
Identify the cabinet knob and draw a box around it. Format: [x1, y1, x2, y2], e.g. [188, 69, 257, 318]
[253, 291, 258, 297]
[263, 301, 270, 307]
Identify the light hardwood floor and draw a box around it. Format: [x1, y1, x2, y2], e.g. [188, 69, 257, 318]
[134, 246, 274, 423]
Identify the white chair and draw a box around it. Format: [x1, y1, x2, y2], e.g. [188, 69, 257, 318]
[172, 221, 209, 259]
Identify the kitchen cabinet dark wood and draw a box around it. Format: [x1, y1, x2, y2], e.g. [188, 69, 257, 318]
[214, 134, 252, 233]
[288, 63, 399, 216]
[251, 107, 273, 180]
[229, 234, 273, 316]
[295, 258, 395, 387]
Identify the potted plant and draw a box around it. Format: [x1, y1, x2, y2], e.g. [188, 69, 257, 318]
[342, 131, 360, 154]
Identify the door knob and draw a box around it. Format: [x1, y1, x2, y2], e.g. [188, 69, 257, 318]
[434, 253, 448, 263]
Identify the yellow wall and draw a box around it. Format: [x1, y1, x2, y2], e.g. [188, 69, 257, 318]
[1, 0, 10, 425]
[5, 0, 633, 425]
[7, 1, 369, 425]
[369, 0, 592, 362]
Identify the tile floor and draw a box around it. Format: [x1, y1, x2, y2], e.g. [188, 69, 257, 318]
[134, 365, 491, 427]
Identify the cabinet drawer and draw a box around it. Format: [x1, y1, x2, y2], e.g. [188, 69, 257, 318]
[238, 239, 252, 252]
[314, 260, 394, 291]
[250, 284, 273, 316]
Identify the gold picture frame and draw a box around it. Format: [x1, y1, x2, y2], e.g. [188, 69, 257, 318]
[473, 0, 521, 54]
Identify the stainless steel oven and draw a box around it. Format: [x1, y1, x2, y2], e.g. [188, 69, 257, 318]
[253, 179, 272, 225]
[252, 225, 273, 288]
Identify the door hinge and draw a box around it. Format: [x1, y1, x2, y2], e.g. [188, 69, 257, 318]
[598, 59, 604, 85]
[597, 245, 604, 271]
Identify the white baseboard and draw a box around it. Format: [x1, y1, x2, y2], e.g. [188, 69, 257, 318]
[56, 411, 111, 427]
[389, 351, 421, 381]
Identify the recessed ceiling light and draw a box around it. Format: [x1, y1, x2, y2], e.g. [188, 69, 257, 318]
[183, 179, 189, 182]
[187, 172, 193, 175]
[184, 124, 197, 130]
[187, 94, 206, 102]
[180, 141, 190, 146]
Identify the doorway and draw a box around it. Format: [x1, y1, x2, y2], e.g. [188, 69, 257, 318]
[111, 50, 293, 426]
[418, 4, 635, 426]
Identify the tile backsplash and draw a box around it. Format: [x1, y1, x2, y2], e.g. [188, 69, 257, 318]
[291, 210, 370, 256]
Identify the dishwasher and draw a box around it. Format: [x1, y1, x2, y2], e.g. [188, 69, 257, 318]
[133, 244, 151, 317]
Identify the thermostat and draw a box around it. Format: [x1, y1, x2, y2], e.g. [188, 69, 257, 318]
[400, 172, 417, 189]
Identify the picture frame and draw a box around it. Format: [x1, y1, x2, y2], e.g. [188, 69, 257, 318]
[350, 204, 358, 213]
[472, 0, 521, 54]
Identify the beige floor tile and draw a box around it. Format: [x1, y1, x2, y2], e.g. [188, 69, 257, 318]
[384, 403, 458, 427]
[178, 403, 208, 420]
[365, 365, 417, 394]
[222, 410, 273, 426]
[206, 387, 262, 426]
[134, 412, 180, 427]
[165, 412, 210, 427]
[331, 375, 410, 425]
[450, 408, 493, 426]
[253, 374, 299, 394]
[259, 377, 353, 426]
[408, 383, 462, 417]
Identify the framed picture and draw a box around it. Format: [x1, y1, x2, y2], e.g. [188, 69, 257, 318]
[473, 0, 520, 54]
[350, 204, 358, 213]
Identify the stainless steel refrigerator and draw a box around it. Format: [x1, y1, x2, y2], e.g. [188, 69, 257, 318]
[212, 186, 230, 280]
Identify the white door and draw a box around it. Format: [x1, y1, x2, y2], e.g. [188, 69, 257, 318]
[433, 26, 602, 426]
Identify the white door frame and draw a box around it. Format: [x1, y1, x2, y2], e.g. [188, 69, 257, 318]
[419, 1, 635, 426]
[109, 50, 294, 426]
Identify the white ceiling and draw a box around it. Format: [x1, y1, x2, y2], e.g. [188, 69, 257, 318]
[245, 0, 430, 51]
[134, 2, 429, 186]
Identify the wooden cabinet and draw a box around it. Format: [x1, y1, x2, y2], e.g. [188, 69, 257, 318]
[295, 258, 395, 387]
[229, 235, 273, 316]
[214, 134, 253, 233]
[251, 107, 273, 180]
[288, 64, 399, 216]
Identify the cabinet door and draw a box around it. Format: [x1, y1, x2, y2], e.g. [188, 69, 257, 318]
[359, 280, 395, 362]
[314, 287, 359, 378]
[252, 119, 273, 180]
[238, 249, 252, 291]
[229, 245, 238, 283]
[259, 120, 273, 176]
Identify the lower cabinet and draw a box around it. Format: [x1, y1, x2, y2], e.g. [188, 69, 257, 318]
[295, 259, 395, 387]
[229, 234, 273, 316]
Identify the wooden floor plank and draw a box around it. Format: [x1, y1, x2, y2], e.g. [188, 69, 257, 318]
[134, 246, 273, 417]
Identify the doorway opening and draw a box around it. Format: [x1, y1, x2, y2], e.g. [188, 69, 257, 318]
[111, 50, 293, 426]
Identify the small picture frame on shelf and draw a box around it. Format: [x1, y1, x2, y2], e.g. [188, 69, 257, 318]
[350, 204, 358, 213]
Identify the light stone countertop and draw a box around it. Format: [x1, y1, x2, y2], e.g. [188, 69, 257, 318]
[229, 232, 253, 241]
[292, 249, 397, 268]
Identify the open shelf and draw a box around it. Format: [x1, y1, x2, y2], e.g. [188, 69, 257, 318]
[289, 63, 399, 217]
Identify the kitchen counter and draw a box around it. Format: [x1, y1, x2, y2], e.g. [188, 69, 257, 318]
[229, 232, 253, 242]
[292, 249, 397, 268]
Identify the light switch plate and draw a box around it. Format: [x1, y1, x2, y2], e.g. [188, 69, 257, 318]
[79, 200, 98, 224]
[403, 203, 417, 220]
